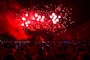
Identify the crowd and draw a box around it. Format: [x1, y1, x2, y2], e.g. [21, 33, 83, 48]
[0, 40, 90, 60]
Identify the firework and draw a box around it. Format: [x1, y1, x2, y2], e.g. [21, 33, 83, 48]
[16, 4, 74, 33]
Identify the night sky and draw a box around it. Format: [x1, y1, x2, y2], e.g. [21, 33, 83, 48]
[17, 0, 90, 28]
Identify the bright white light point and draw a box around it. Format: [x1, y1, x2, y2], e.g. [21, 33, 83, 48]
[52, 19, 55, 21]
[26, 24, 28, 27]
[42, 16, 45, 18]
[27, 21, 31, 24]
[25, 13, 28, 17]
[50, 16, 53, 18]
[38, 15, 41, 19]
[22, 17, 26, 21]
[53, 15, 57, 19]
[53, 21, 57, 24]
[25, 22, 28, 25]
[52, 13, 55, 16]
[35, 13, 38, 17]
[40, 19, 44, 22]
[37, 18, 39, 21]
[21, 23, 24, 26]
[56, 19, 59, 22]
[58, 16, 61, 18]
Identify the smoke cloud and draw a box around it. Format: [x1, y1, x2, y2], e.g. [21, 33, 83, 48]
[0, 0, 28, 40]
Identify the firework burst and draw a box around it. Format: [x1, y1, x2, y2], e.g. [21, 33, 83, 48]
[16, 4, 74, 33]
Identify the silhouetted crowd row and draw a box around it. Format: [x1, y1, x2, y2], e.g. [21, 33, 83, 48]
[0, 40, 90, 60]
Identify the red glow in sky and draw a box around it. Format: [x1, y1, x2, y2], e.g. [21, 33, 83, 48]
[16, 4, 74, 33]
